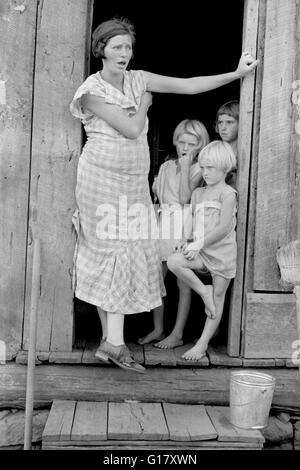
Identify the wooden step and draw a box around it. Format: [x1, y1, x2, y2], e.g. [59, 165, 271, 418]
[42, 400, 265, 450]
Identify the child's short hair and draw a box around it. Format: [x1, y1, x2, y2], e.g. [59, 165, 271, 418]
[216, 100, 239, 122]
[172, 119, 210, 151]
[198, 140, 236, 174]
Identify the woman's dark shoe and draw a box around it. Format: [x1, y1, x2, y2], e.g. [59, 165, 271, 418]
[96, 340, 146, 374]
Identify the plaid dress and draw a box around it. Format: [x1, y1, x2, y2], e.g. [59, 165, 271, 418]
[70, 70, 165, 314]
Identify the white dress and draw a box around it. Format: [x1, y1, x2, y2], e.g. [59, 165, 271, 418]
[154, 159, 200, 261]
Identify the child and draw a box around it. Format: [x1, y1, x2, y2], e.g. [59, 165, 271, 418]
[138, 119, 210, 347]
[167, 140, 237, 360]
[215, 100, 239, 188]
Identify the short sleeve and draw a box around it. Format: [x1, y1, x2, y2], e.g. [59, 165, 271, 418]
[70, 75, 106, 120]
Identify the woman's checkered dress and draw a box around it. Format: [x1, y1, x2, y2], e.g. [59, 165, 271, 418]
[70, 70, 165, 314]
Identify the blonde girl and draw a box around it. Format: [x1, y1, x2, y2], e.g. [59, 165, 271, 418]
[167, 141, 237, 359]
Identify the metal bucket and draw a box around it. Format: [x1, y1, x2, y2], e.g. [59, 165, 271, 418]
[229, 370, 276, 429]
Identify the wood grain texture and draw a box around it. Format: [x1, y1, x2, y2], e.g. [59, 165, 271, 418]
[244, 293, 298, 358]
[241, 0, 267, 355]
[23, 0, 92, 351]
[163, 403, 217, 441]
[108, 402, 169, 441]
[144, 344, 176, 366]
[42, 400, 76, 441]
[206, 406, 264, 444]
[207, 345, 243, 366]
[43, 441, 262, 450]
[253, 0, 300, 290]
[228, 0, 260, 356]
[71, 401, 107, 441]
[2, 364, 300, 409]
[0, 0, 38, 355]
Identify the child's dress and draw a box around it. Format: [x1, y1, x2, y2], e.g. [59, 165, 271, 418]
[154, 159, 199, 261]
[191, 184, 237, 279]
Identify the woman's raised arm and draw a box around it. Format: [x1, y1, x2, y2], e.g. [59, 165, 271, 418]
[144, 52, 258, 95]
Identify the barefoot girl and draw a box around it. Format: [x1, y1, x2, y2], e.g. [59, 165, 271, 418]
[167, 141, 237, 360]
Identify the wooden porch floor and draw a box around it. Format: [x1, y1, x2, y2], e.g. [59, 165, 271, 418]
[14, 341, 299, 368]
[42, 400, 265, 450]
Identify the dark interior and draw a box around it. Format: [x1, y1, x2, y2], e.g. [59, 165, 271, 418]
[75, 1, 244, 347]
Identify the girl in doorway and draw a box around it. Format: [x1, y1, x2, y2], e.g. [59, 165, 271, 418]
[167, 141, 237, 360]
[138, 119, 210, 347]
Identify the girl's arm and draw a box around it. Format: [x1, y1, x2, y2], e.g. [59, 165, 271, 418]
[184, 192, 236, 259]
[81, 92, 152, 139]
[201, 192, 236, 248]
[144, 52, 258, 95]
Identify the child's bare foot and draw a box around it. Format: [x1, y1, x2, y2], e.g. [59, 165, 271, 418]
[154, 333, 183, 349]
[202, 285, 216, 319]
[182, 343, 207, 361]
[137, 330, 165, 345]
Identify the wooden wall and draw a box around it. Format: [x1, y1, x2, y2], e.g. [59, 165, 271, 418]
[0, 0, 92, 354]
[241, 0, 300, 358]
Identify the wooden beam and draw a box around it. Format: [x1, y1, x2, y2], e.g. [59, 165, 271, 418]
[23, 0, 92, 351]
[241, 0, 267, 355]
[228, 0, 260, 356]
[253, 0, 300, 290]
[0, 0, 38, 356]
[1, 364, 299, 410]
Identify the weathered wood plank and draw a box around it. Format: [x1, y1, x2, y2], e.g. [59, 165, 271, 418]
[144, 344, 176, 366]
[244, 293, 298, 358]
[0, 0, 38, 356]
[23, 0, 92, 351]
[275, 359, 286, 367]
[49, 351, 83, 364]
[108, 402, 169, 441]
[173, 344, 209, 366]
[242, 358, 276, 367]
[206, 406, 264, 444]
[207, 345, 243, 366]
[71, 401, 107, 441]
[2, 364, 300, 409]
[43, 441, 262, 450]
[163, 403, 217, 441]
[253, 0, 300, 290]
[240, 0, 267, 356]
[42, 400, 76, 442]
[228, 0, 260, 356]
[82, 340, 100, 364]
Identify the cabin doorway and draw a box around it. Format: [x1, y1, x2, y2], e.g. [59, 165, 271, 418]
[75, 1, 247, 354]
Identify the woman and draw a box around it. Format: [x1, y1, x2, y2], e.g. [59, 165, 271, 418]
[70, 17, 258, 373]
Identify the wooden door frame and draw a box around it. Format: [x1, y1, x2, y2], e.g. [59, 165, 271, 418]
[227, 0, 264, 356]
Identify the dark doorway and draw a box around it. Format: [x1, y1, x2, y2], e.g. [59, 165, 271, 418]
[75, 1, 244, 347]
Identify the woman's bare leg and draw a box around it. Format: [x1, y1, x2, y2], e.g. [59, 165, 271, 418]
[182, 276, 231, 360]
[155, 278, 191, 348]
